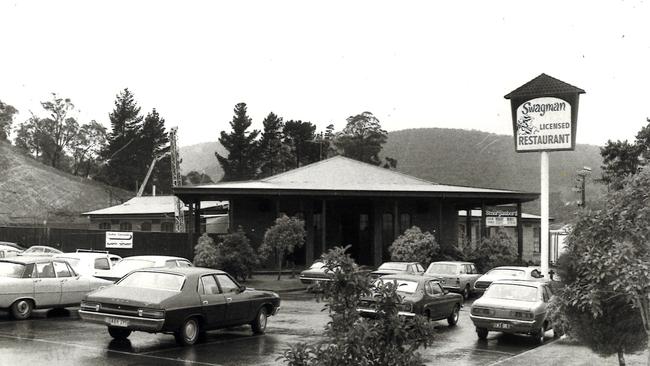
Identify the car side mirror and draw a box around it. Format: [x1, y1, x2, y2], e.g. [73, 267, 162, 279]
[238, 285, 246, 293]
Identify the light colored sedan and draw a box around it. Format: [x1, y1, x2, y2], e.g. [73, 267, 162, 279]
[20, 245, 63, 256]
[0, 244, 22, 258]
[473, 266, 544, 294]
[54, 251, 122, 277]
[469, 279, 557, 344]
[425, 261, 481, 299]
[95, 255, 193, 282]
[0, 257, 112, 319]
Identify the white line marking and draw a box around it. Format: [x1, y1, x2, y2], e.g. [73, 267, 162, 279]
[487, 339, 559, 366]
[140, 334, 263, 355]
[0, 332, 224, 366]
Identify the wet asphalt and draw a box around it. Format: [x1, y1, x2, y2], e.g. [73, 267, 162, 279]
[0, 294, 556, 366]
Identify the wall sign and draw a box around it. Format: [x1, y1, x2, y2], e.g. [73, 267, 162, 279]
[485, 206, 517, 227]
[106, 231, 133, 249]
[515, 97, 572, 152]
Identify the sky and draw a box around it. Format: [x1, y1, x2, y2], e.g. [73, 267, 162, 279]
[1, 0, 649, 148]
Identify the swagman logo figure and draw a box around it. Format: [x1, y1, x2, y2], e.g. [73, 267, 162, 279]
[516, 115, 538, 135]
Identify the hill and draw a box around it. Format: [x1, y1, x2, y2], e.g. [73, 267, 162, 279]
[179, 141, 226, 182]
[0, 141, 133, 226]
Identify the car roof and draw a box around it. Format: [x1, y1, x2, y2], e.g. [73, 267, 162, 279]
[430, 261, 474, 265]
[379, 273, 429, 282]
[490, 279, 545, 287]
[122, 255, 189, 261]
[489, 266, 536, 271]
[56, 252, 110, 258]
[133, 266, 225, 277]
[380, 261, 420, 265]
[0, 256, 70, 264]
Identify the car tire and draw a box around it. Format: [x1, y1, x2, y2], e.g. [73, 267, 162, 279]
[108, 326, 131, 340]
[462, 285, 470, 300]
[251, 307, 268, 334]
[447, 304, 460, 326]
[175, 318, 200, 346]
[476, 327, 488, 340]
[532, 327, 545, 344]
[11, 299, 33, 320]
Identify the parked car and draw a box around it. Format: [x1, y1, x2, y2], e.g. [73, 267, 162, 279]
[94, 255, 192, 282]
[54, 250, 122, 277]
[424, 261, 481, 299]
[473, 266, 544, 294]
[79, 267, 281, 345]
[370, 262, 424, 279]
[357, 274, 463, 326]
[0, 241, 25, 251]
[0, 256, 112, 319]
[299, 261, 332, 285]
[469, 279, 558, 343]
[0, 244, 22, 258]
[20, 245, 63, 256]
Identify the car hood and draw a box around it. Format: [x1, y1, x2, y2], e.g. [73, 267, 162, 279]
[472, 297, 541, 312]
[475, 273, 520, 283]
[85, 285, 179, 308]
[300, 269, 329, 277]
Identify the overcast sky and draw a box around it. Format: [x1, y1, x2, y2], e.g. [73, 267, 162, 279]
[1, 0, 649, 147]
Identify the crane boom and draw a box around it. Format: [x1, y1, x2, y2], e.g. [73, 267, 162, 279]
[136, 153, 170, 197]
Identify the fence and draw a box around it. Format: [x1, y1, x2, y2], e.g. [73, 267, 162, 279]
[0, 226, 205, 260]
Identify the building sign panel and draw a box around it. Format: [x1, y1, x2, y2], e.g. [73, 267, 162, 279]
[106, 231, 133, 249]
[485, 206, 517, 227]
[515, 97, 572, 152]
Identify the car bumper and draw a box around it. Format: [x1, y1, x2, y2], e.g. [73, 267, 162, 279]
[272, 306, 281, 316]
[79, 310, 165, 332]
[356, 308, 416, 317]
[469, 314, 542, 333]
[299, 277, 332, 284]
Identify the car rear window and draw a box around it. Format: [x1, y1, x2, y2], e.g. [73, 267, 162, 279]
[310, 262, 325, 270]
[426, 263, 458, 275]
[117, 271, 185, 291]
[486, 268, 525, 278]
[378, 263, 408, 271]
[0, 262, 25, 278]
[375, 279, 419, 294]
[94, 258, 110, 270]
[112, 259, 156, 272]
[484, 283, 539, 302]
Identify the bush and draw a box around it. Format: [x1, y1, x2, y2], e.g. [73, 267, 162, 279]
[280, 246, 436, 366]
[461, 231, 519, 273]
[388, 226, 439, 267]
[258, 214, 306, 280]
[214, 226, 259, 282]
[193, 233, 219, 268]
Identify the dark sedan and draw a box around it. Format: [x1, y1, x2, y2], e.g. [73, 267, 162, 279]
[357, 274, 463, 326]
[79, 267, 281, 346]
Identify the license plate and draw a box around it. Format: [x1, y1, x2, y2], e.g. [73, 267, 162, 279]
[493, 322, 511, 329]
[106, 317, 128, 327]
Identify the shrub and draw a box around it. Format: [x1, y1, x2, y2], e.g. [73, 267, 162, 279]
[280, 246, 436, 366]
[214, 226, 259, 282]
[193, 233, 219, 268]
[461, 231, 519, 273]
[388, 226, 439, 267]
[258, 214, 306, 280]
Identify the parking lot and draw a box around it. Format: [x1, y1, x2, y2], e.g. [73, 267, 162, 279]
[0, 294, 556, 366]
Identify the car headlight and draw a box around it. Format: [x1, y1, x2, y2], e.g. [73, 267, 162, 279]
[137, 308, 165, 319]
[399, 303, 413, 312]
[511, 311, 535, 319]
[80, 301, 101, 312]
[472, 307, 492, 316]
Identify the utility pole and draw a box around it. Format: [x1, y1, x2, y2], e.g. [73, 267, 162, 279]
[575, 166, 592, 207]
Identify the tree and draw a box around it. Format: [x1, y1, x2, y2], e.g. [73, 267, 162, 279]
[99, 89, 144, 190]
[321, 123, 338, 159]
[214, 227, 259, 282]
[14, 114, 49, 159]
[0, 100, 17, 141]
[281, 246, 436, 366]
[258, 112, 286, 177]
[388, 226, 439, 267]
[39, 93, 80, 169]
[549, 167, 650, 365]
[193, 233, 219, 268]
[216, 103, 260, 181]
[334, 112, 388, 165]
[139, 109, 171, 194]
[600, 140, 641, 189]
[258, 214, 305, 280]
[183, 171, 214, 185]
[461, 231, 519, 273]
[283, 120, 320, 168]
[70, 120, 107, 177]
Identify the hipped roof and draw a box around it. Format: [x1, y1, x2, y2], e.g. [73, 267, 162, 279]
[504, 73, 585, 99]
[84, 196, 225, 216]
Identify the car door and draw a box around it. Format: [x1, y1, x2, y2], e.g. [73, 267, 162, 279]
[55, 261, 87, 305]
[216, 274, 250, 324]
[198, 275, 227, 328]
[33, 261, 62, 306]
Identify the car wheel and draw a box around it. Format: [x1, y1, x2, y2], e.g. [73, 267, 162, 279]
[175, 318, 200, 346]
[462, 285, 470, 300]
[11, 299, 33, 320]
[251, 307, 268, 334]
[108, 326, 131, 340]
[532, 327, 545, 344]
[447, 304, 460, 326]
[476, 327, 488, 340]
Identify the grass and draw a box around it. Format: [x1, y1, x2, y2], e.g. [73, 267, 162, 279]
[244, 273, 307, 292]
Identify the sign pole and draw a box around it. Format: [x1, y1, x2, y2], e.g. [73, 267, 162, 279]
[540, 151, 549, 277]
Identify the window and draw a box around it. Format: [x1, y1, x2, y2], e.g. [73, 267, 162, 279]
[161, 222, 174, 232]
[36, 262, 56, 278]
[216, 274, 240, 293]
[415, 264, 424, 273]
[399, 213, 411, 234]
[177, 260, 192, 267]
[313, 214, 322, 230]
[359, 214, 369, 231]
[120, 222, 132, 231]
[140, 222, 151, 232]
[99, 222, 111, 230]
[431, 282, 444, 295]
[53, 261, 72, 277]
[533, 227, 541, 253]
[200, 275, 220, 295]
[94, 258, 110, 270]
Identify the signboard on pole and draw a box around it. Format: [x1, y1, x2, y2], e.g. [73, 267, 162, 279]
[106, 231, 133, 249]
[515, 97, 572, 152]
[485, 206, 517, 227]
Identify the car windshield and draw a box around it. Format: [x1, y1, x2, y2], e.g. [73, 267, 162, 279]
[117, 271, 185, 291]
[375, 279, 419, 294]
[484, 283, 539, 302]
[0, 262, 25, 278]
[23, 247, 43, 254]
[427, 263, 458, 275]
[486, 268, 525, 278]
[112, 259, 156, 272]
[310, 262, 325, 270]
[378, 263, 408, 271]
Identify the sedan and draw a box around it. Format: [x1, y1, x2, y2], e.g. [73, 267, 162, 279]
[370, 262, 424, 279]
[0, 257, 112, 319]
[425, 261, 481, 299]
[469, 279, 557, 343]
[95, 255, 192, 282]
[54, 251, 121, 277]
[357, 274, 463, 326]
[20, 245, 63, 256]
[79, 267, 281, 346]
[473, 266, 544, 294]
[299, 261, 330, 285]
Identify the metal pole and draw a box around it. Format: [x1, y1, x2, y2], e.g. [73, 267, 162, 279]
[581, 175, 586, 207]
[540, 151, 549, 277]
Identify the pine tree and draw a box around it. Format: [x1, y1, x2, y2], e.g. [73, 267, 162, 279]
[216, 103, 260, 181]
[258, 112, 286, 178]
[139, 109, 171, 194]
[99, 88, 144, 190]
[283, 120, 319, 168]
